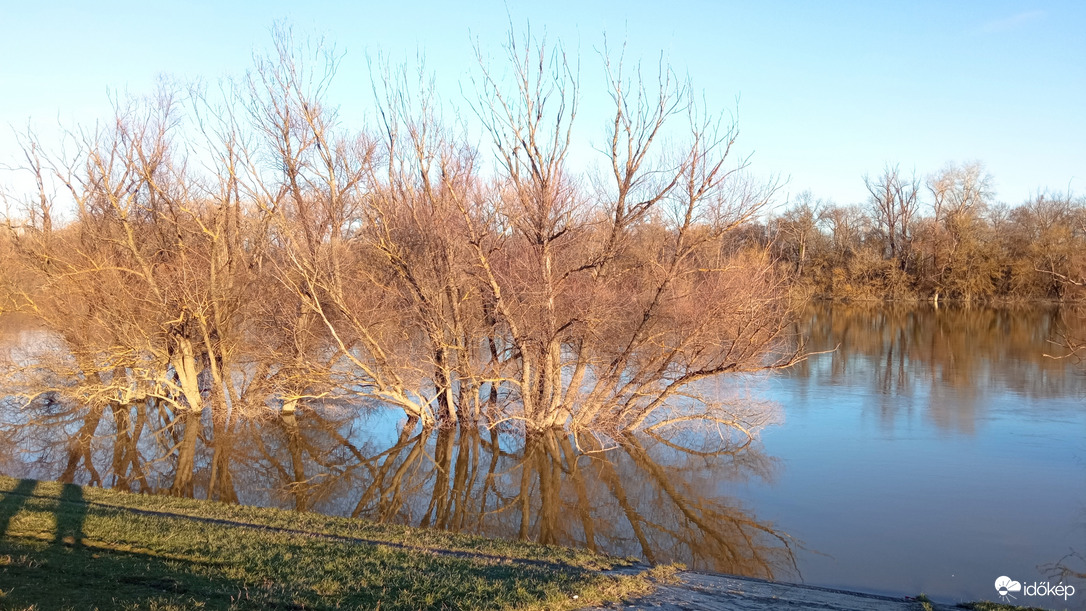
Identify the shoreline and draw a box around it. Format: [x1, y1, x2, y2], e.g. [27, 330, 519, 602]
[585, 567, 943, 610]
[0, 476, 1067, 610]
[586, 567, 1066, 611]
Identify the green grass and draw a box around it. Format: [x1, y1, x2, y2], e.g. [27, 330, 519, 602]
[0, 476, 655, 610]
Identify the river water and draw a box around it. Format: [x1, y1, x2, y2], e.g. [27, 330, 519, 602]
[1, 304, 1084, 608]
[747, 305, 1086, 608]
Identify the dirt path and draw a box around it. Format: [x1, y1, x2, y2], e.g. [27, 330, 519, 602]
[583, 568, 951, 611]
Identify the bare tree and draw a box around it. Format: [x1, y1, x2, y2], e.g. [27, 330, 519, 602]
[865, 164, 919, 268]
[461, 31, 798, 432]
[0, 25, 798, 478]
[772, 191, 823, 275]
[918, 162, 996, 301]
[2, 79, 339, 497]
[237, 28, 798, 434]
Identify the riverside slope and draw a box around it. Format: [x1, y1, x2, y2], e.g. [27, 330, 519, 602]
[583, 566, 961, 611]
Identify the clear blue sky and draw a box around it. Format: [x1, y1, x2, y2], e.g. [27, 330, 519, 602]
[1, 0, 1083, 208]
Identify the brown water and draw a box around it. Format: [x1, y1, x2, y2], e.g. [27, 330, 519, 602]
[1, 304, 1084, 608]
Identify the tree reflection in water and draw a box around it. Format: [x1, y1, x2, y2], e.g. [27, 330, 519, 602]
[255, 411, 800, 580]
[0, 403, 801, 581]
[790, 303, 1086, 434]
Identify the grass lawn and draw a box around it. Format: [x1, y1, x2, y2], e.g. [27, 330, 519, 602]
[0, 476, 654, 610]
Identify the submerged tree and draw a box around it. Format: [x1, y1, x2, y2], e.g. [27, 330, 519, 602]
[232, 29, 798, 433]
[456, 33, 797, 431]
[0, 25, 797, 500]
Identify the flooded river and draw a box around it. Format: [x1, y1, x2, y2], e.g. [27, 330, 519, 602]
[1, 304, 1083, 608]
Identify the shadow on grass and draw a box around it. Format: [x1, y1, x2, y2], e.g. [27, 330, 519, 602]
[0, 535, 294, 610]
[0, 481, 292, 610]
[0, 479, 37, 538]
[53, 483, 85, 548]
[0, 478, 625, 610]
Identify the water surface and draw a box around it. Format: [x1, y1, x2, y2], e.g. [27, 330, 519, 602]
[750, 305, 1086, 607]
[1, 304, 1083, 608]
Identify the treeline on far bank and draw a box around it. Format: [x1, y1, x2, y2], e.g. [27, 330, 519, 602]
[759, 163, 1086, 303]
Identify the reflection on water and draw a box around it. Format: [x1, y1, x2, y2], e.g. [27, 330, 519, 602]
[762, 304, 1086, 608]
[2, 304, 1084, 607]
[0, 404, 800, 580]
[793, 304, 1086, 434]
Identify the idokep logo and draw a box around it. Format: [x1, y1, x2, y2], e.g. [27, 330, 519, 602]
[995, 575, 1076, 603]
[994, 576, 1021, 602]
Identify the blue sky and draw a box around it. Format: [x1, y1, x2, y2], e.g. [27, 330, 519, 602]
[1, 0, 1082, 208]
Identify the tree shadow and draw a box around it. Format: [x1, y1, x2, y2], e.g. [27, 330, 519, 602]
[0, 535, 280, 610]
[0, 478, 38, 538]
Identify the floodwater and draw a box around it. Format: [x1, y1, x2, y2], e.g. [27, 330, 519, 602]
[1, 305, 1084, 608]
[750, 305, 1086, 608]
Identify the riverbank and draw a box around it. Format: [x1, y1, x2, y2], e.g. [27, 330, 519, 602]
[585, 568, 1060, 611]
[0, 476, 652, 609]
[0, 476, 1061, 610]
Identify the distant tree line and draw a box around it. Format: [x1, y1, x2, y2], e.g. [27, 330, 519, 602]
[761, 162, 1086, 304]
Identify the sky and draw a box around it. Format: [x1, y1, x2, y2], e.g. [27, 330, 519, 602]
[0, 0, 1083, 209]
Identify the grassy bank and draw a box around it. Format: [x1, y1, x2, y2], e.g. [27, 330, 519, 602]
[958, 603, 1061, 611]
[0, 476, 653, 610]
